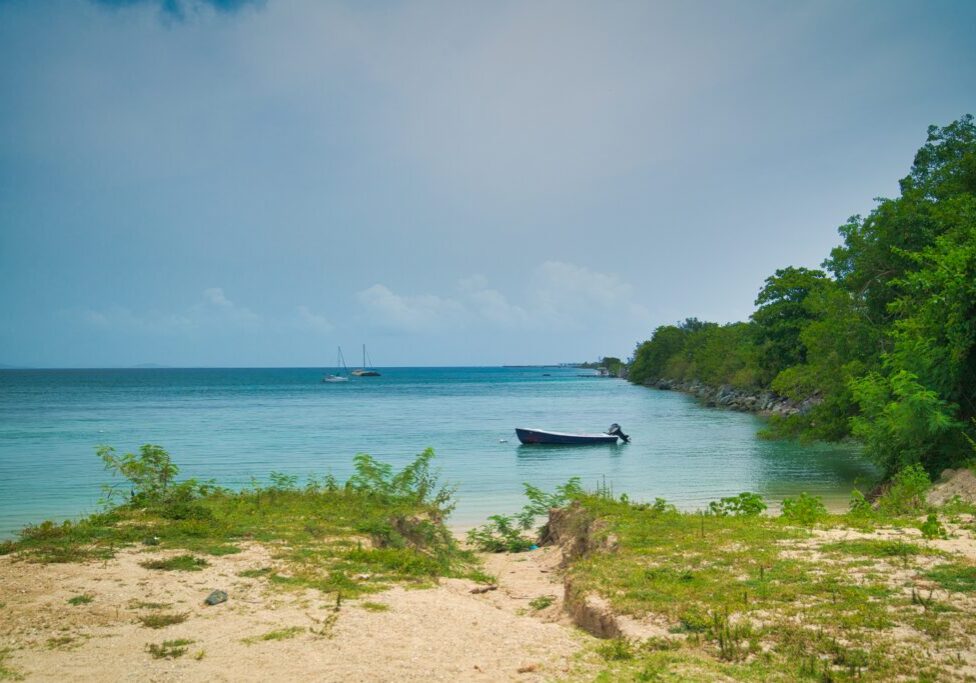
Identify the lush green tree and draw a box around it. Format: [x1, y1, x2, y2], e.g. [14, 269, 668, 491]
[766, 281, 881, 440]
[629, 325, 688, 384]
[824, 115, 976, 325]
[841, 117, 976, 473]
[626, 116, 976, 476]
[850, 370, 962, 474]
[751, 266, 832, 384]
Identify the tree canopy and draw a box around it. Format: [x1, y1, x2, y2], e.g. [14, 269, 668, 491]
[628, 115, 976, 476]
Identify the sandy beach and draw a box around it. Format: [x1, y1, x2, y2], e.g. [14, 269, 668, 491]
[0, 540, 594, 682]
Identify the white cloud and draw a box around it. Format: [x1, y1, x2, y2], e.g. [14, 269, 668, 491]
[203, 287, 231, 307]
[72, 287, 260, 334]
[356, 284, 466, 332]
[531, 261, 651, 328]
[295, 305, 334, 335]
[357, 262, 650, 334]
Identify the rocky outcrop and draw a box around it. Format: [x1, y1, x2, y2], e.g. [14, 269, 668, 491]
[646, 378, 820, 418]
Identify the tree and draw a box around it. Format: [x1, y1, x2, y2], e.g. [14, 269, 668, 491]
[751, 266, 831, 385]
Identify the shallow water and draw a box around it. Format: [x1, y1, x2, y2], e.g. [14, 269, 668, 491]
[0, 367, 879, 538]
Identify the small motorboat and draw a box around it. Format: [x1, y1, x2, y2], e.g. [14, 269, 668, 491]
[515, 423, 630, 445]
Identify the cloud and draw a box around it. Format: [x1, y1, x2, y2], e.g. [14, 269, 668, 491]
[295, 305, 333, 335]
[192, 287, 261, 325]
[73, 305, 193, 334]
[458, 275, 528, 327]
[530, 261, 651, 327]
[71, 287, 260, 334]
[357, 262, 650, 334]
[356, 284, 465, 333]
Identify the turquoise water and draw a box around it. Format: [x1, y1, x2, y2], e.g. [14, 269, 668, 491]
[0, 367, 879, 538]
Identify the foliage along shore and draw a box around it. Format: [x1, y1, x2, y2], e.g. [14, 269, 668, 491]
[626, 115, 976, 478]
[645, 377, 815, 420]
[0, 445, 483, 594]
[5, 444, 976, 681]
[463, 461, 976, 682]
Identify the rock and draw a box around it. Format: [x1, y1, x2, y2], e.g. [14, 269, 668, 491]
[470, 585, 498, 594]
[142, 536, 160, 546]
[204, 590, 228, 606]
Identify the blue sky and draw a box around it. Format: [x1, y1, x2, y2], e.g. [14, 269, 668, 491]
[1, 0, 974, 367]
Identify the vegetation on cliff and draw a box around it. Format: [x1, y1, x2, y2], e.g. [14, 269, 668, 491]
[628, 115, 976, 476]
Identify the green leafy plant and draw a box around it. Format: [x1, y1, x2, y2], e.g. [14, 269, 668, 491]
[920, 513, 948, 540]
[596, 638, 635, 661]
[466, 514, 535, 553]
[529, 595, 555, 611]
[878, 463, 931, 515]
[67, 594, 94, 606]
[780, 493, 827, 525]
[97, 444, 179, 503]
[467, 478, 582, 552]
[848, 488, 873, 515]
[708, 492, 767, 517]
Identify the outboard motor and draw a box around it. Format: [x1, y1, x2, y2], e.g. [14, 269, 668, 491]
[607, 423, 630, 443]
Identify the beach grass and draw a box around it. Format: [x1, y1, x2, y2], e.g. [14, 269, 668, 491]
[566, 493, 972, 681]
[137, 612, 189, 629]
[66, 594, 94, 606]
[146, 639, 195, 660]
[4, 448, 480, 599]
[0, 648, 21, 681]
[242, 626, 305, 645]
[140, 555, 209, 572]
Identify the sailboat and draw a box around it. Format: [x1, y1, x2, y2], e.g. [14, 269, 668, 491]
[350, 344, 381, 377]
[322, 347, 349, 383]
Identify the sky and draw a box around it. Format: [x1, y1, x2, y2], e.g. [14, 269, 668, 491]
[1, 0, 974, 367]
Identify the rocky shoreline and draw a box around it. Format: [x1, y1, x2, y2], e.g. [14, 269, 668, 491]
[642, 377, 820, 418]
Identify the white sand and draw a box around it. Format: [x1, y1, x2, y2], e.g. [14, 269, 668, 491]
[0, 543, 593, 682]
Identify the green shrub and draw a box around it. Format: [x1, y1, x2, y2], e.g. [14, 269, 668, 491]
[920, 513, 948, 540]
[879, 463, 931, 515]
[848, 488, 873, 515]
[780, 493, 827, 525]
[708, 492, 767, 517]
[467, 478, 582, 552]
[596, 638, 635, 661]
[467, 515, 535, 553]
[97, 444, 179, 504]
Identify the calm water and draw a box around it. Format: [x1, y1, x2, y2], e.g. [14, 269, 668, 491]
[0, 367, 879, 538]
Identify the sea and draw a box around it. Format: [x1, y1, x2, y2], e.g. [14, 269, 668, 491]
[0, 367, 880, 539]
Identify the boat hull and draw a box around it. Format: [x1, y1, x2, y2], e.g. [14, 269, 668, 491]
[515, 427, 619, 445]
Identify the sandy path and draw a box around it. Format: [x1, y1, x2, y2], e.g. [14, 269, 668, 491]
[0, 543, 591, 682]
